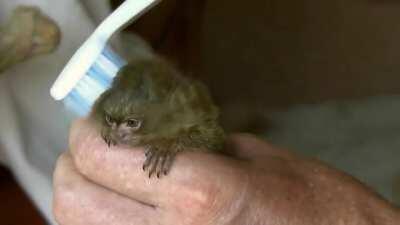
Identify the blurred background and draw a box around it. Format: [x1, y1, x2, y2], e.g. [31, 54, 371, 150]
[0, 0, 400, 224]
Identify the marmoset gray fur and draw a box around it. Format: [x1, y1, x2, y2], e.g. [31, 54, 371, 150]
[91, 57, 225, 178]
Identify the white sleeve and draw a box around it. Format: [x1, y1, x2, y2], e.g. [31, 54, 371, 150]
[0, 0, 111, 224]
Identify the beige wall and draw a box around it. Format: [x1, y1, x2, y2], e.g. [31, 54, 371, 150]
[201, 0, 400, 108]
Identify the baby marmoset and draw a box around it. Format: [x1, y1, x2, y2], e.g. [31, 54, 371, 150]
[91, 57, 225, 178]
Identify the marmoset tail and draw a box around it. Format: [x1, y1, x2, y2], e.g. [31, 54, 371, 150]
[91, 57, 225, 178]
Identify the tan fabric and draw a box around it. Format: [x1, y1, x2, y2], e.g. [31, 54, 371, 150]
[0, 6, 60, 72]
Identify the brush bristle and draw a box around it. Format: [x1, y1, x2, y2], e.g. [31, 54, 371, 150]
[63, 47, 126, 116]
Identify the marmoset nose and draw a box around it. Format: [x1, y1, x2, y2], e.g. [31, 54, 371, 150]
[111, 123, 118, 129]
[117, 131, 128, 140]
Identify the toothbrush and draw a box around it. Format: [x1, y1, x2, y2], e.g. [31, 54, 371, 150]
[50, 0, 161, 116]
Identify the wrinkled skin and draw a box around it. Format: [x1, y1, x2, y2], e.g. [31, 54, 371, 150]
[53, 119, 400, 225]
[91, 58, 225, 177]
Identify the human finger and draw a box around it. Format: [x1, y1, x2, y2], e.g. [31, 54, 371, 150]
[53, 152, 157, 225]
[69, 119, 247, 212]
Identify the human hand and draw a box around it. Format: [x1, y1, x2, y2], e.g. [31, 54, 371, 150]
[53, 119, 400, 225]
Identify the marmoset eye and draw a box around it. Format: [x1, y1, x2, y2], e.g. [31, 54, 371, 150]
[126, 118, 141, 129]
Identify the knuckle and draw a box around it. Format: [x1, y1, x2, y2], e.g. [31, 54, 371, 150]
[181, 181, 221, 216]
[178, 170, 249, 225]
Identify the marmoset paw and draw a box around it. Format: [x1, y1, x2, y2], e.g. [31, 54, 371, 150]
[142, 146, 179, 178]
[101, 129, 116, 147]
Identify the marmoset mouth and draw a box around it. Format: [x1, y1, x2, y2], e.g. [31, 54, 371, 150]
[115, 134, 140, 145]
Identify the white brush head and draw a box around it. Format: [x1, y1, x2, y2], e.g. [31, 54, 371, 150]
[50, 39, 104, 101]
[50, 0, 161, 101]
[60, 46, 126, 116]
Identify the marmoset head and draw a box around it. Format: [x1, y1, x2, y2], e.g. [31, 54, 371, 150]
[93, 88, 158, 146]
[104, 103, 143, 143]
[91, 59, 182, 147]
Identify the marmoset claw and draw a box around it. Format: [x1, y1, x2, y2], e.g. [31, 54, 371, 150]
[143, 147, 176, 178]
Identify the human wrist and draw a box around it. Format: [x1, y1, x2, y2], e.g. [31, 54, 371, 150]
[244, 157, 400, 225]
[360, 194, 400, 225]
[302, 160, 400, 225]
